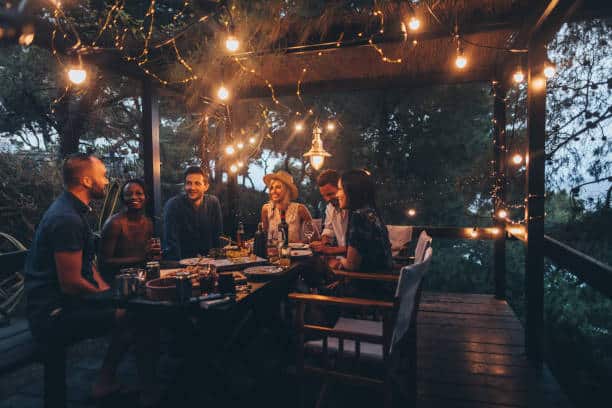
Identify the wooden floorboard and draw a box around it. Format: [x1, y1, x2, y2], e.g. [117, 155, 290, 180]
[416, 292, 572, 408]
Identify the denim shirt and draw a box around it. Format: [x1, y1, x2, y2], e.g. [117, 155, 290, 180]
[25, 191, 98, 323]
[162, 194, 223, 260]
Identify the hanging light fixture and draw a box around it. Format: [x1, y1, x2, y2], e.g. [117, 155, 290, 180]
[303, 126, 332, 171]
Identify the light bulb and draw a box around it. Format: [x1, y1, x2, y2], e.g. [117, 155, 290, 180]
[248, 137, 256, 145]
[497, 209, 508, 219]
[407, 208, 416, 217]
[326, 121, 335, 131]
[408, 17, 420, 31]
[236, 142, 244, 150]
[217, 86, 229, 101]
[455, 53, 467, 69]
[295, 122, 304, 132]
[310, 155, 325, 170]
[543, 63, 555, 78]
[237, 161, 244, 168]
[19, 32, 35, 46]
[67, 67, 87, 85]
[225, 145, 235, 155]
[491, 228, 500, 235]
[225, 36, 239, 52]
[531, 77, 545, 91]
[470, 228, 478, 238]
[229, 164, 238, 173]
[512, 154, 523, 165]
[513, 70, 524, 83]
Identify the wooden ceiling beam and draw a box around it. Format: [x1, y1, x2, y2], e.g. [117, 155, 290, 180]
[237, 68, 497, 100]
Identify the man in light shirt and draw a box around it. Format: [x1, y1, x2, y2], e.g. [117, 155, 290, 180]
[310, 169, 348, 255]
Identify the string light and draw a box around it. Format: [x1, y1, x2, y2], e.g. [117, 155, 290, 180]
[217, 85, 230, 101]
[512, 154, 523, 164]
[455, 46, 467, 69]
[229, 164, 238, 173]
[326, 121, 336, 131]
[67, 65, 87, 85]
[513, 69, 524, 83]
[407, 208, 416, 217]
[408, 16, 421, 31]
[248, 137, 256, 145]
[531, 76, 546, 91]
[225, 145, 235, 155]
[469, 228, 479, 238]
[237, 161, 244, 168]
[236, 142, 244, 150]
[295, 122, 304, 132]
[497, 209, 508, 219]
[543, 62, 556, 78]
[225, 35, 240, 52]
[491, 227, 501, 236]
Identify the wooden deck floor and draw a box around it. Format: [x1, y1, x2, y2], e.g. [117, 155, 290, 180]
[417, 292, 571, 408]
[0, 292, 573, 407]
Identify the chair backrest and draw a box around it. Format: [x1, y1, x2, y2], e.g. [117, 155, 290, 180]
[311, 218, 323, 235]
[387, 225, 414, 257]
[414, 230, 432, 264]
[390, 248, 433, 354]
[98, 180, 121, 231]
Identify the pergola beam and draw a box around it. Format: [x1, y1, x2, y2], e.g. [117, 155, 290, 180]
[525, 34, 547, 365]
[237, 68, 498, 100]
[493, 82, 508, 300]
[142, 79, 162, 234]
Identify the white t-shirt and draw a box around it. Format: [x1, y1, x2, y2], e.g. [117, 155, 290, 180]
[321, 202, 348, 247]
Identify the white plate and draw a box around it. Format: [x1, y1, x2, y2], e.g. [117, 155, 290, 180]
[289, 243, 309, 250]
[179, 257, 214, 266]
[291, 249, 313, 257]
[243, 265, 285, 277]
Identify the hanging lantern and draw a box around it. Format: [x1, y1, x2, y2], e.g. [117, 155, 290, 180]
[303, 127, 331, 170]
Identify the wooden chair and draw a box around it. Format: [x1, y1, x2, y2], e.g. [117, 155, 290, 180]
[289, 248, 433, 408]
[391, 229, 432, 268]
[386, 225, 413, 258]
[0, 233, 27, 326]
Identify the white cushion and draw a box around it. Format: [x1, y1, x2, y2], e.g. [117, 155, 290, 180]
[304, 318, 383, 361]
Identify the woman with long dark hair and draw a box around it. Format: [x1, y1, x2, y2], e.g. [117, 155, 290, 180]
[99, 179, 159, 282]
[327, 169, 392, 274]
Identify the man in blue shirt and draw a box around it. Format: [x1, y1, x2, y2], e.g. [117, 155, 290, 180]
[162, 166, 223, 260]
[25, 153, 156, 401]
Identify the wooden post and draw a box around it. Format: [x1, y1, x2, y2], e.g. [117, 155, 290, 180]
[493, 82, 507, 300]
[525, 35, 547, 364]
[142, 78, 162, 234]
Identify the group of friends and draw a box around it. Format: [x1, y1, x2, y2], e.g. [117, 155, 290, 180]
[23, 153, 393, 405]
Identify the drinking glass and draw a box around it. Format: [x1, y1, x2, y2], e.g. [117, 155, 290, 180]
[303, 221, 315, 244]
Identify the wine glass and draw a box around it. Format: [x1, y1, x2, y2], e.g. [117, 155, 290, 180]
[303, 221, 315, 244]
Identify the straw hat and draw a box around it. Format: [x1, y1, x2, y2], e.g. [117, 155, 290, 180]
[263, 170, 298, 200]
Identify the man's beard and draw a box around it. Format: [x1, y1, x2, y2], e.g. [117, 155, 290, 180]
[90, 184, 106, 199]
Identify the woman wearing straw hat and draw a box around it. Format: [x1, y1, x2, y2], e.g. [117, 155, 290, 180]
[261, 170, 315, 243]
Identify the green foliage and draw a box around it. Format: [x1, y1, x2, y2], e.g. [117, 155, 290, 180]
[0, 153, 62, 245]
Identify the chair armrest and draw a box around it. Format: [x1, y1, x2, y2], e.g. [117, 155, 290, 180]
[392, 255, 414, 263]
[288, 293, 394, 309]
[331, 269, 399, 282]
